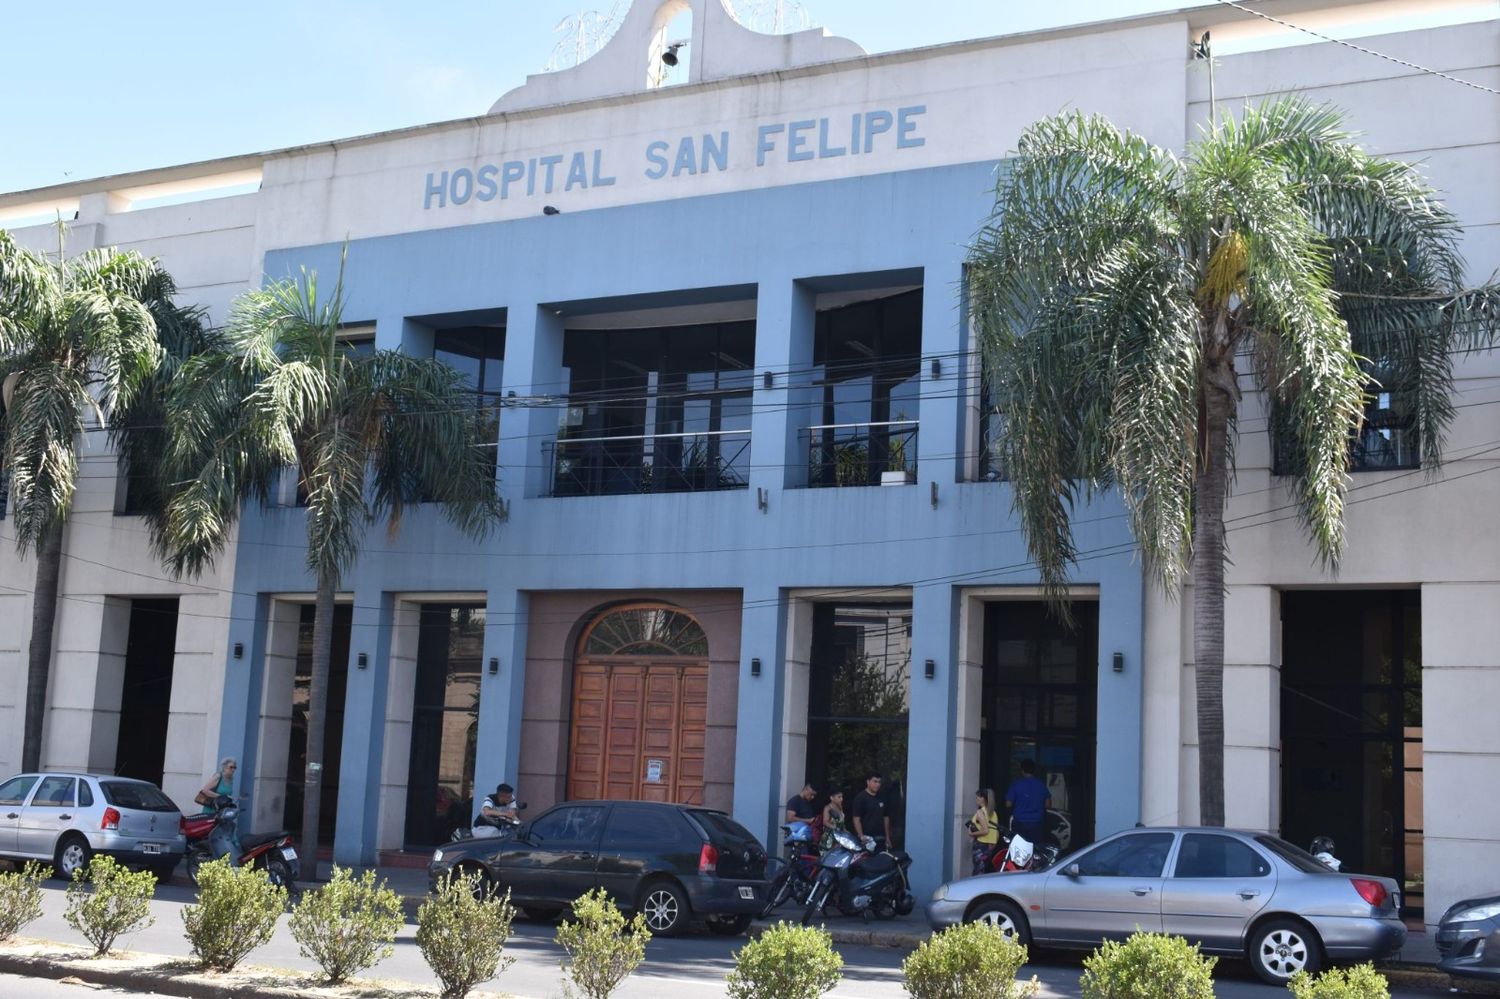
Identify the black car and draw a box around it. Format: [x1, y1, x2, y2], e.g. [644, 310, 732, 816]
[429, 799, 770, 936]
[1437, 891, 1500, 981]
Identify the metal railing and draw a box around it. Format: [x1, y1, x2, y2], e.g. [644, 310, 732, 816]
[546, 428, 751, 497]
[805, 420, 918, 488]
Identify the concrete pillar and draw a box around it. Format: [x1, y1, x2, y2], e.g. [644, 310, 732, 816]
[1140, 584, 1184, 827]
[333, 590, 394, 865]
[952, 593, 986, 881]
[1179, 583, 1280, 832]
[1095, 564, 1147, 836]
[377, 600, 424, 851]
[497, 306, 564, 501]
[474, 588, 527, 821]
[162, 593, 231, 811]
[777, 598, 815, 804]
[1421, 582, 1500, 928]
[250, 600, 301, 833]
[43, 595, 130, 772]
[751, 277, 816, 492]
[219, 591, 269, 799]
[917, 259, 963, 486]
[907, 582, 958, 896]
[734, 585, 785, 850]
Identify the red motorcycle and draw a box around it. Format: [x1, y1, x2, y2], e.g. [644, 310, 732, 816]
[184, 796, 299, 888]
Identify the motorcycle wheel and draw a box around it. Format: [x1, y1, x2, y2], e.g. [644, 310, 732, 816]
[873, 899, 897, 920]
[760, 868, 792, 917]
[262, 854, 294, 890]
[799, 881, 829, 926]
[185, 848, 210, 887]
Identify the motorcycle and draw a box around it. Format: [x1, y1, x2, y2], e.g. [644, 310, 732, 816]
[986, 828, 1060, 874]
[760, 822, 821, 917]
[799, 828, 915, 925]
[184, 795, 298, 888]
[448, 802, 527, 842]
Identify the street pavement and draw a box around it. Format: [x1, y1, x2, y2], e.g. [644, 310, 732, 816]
[9, 880, 1450, 999]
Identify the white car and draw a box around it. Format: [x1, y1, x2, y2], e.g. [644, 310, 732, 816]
[0, 772, 187, 880]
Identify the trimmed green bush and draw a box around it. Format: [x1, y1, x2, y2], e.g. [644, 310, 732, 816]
[63, 856, 157, 957]
[727, 921, 843, 999]
[555, 888, 651, 999]
[288, 866, 403, 984]
[1080, 931, 1217, 999]
[417, 871, 517, 999]
[180, 857, 287, 971]
[1288, 964, 1390, 999]
[902, 921, 1039, 999]
[0, 862, 48, 941]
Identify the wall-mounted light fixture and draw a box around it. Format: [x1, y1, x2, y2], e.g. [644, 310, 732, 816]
[357, 652, 369, 669]
[757, 487, 769, 513]
[762, 370, 773, 390]
[489, 657, 499, 676]
[1112, 652, 1125, 674]
[924, 659, 936, 680]
[233, 642, 244, 660]
[751, 658, 762, 678]
[931, 358, 942, 379]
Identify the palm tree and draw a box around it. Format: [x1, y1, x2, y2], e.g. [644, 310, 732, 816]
[0, 225, 186, 772]
[156, 263, 505, 860]
[968, 98, 1500, 826]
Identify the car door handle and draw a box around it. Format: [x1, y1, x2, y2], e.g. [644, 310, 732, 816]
[1131, 886, 1153, 896]
[1238, 889, 1261, 899]
[4, 812, 16, 819]
[59, 814, 72, 820]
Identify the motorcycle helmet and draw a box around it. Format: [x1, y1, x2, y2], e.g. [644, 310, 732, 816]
[1310, 835, 1336, 856]
[786, 821, 814, 843]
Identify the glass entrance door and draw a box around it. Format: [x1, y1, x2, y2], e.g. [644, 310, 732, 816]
[404, 604, 485, 848]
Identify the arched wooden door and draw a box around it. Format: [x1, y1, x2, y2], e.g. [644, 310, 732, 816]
[567, 605, 709, 805]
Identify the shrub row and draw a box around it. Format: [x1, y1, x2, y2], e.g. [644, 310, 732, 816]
[3, 859, 1396, 999]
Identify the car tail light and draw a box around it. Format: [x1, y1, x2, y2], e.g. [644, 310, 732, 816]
[101, 807, 121, 831]
[698, 843, 719, 875]
[1351, 878, 1389, 908]
[179, 816, 188, 835]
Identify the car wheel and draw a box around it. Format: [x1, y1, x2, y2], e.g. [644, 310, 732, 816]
[706, 913, 753, 936]
[1249, 918, 1323, 986]
[54, 835, 93, 881]
[522, 906, 562, 922]
[450, 863, 493, 900]
[967, 897, 1031, 946]
[638, 880, 690, 936]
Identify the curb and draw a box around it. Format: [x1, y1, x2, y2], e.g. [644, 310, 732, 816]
[0, 951, 290, 999]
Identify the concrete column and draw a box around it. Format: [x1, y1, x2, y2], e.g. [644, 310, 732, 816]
[734, 585, 785, 850]
[917, 259, 964, 486]
[250, 600, 301, 833]
[1095, 564, 1147, 836]
[333, 590, 394, 865]
[1140, 584, 1184, 827]
[43, 595, 130, 772]
[497, 306, 564, 501]
[474, 588, 527, 820]
[1421, 582, 1500, 928]
[162, 593, 231, 811]
[219, 591, 269, 794]
[377, 600, 424, 851]
[777, 598, 815, 803]
[951, 593, 986, 881]
[751, 278, 816, 492]
[1179, 583, 1280, 832]
[907, 582, 958, 896]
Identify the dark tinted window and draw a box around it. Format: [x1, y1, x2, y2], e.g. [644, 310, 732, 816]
[530, 805, 604, 845]
[100, 781, 178, 812]
[1256, 835, 1334, 874]
[0, 775, 39, 805]
[1174, 834, 1271, 878]
[1075, 833, 1175, 878]
[689, 810, 757, 845]
[31, 776, 75, 807]
[603, 806, 693, 850]
[79, 781, 94, 808]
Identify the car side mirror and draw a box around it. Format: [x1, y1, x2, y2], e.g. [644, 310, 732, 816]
[1063, 863, 1082, 878]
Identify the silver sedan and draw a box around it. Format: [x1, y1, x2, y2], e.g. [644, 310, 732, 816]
[928, 827, 1405, 986]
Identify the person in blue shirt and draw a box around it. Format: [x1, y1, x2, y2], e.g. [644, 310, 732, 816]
[1004, 759, 1051, 847]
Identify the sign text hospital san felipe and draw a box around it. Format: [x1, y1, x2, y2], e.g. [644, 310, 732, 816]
[422, 105, 927, 210]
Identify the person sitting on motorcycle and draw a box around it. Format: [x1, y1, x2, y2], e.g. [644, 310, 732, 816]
[820, 788, 846, 852]
[195, 757, 237, 812]
[473, 782, 518, 838]
[968, 788, 1000, 874]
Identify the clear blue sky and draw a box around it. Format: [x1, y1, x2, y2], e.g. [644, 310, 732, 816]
[1, 1, 1482, 193]
[1, 0, 1212, 193]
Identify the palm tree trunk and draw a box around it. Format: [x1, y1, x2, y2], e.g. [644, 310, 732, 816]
[1193, 373, 1233, 828]
[300, 571, 337, 874]
[20, 521, 65, 772]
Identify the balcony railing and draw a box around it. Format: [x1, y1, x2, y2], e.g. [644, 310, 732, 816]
[545, 428, 751, 497]
[806, 420, 918, 488]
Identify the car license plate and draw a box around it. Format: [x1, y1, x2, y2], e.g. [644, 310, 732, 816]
[282, 848, 298, 862]
[141, 843, 162, 855]
[738, 886, 755, 900]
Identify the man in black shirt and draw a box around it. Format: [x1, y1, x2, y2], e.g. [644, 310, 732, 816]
[785, 783, 818, 823]
[850, 772, 891, 849]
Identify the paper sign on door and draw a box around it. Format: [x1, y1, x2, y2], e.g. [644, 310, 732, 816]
[645, 759, 664, 783]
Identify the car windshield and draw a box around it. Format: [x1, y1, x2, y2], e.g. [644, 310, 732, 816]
[1254, 835, 1332, 874]
[100, 781, 177, 812]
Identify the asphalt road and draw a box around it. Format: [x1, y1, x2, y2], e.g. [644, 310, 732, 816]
[9, 881, 1450, 999]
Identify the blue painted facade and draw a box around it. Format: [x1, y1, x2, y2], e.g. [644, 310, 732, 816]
[216, 161, 1145, 894]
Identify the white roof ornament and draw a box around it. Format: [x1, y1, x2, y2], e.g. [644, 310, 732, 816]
[490, 0, 865, 114]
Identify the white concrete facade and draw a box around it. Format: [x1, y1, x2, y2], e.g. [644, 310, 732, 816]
[0, 0, 1496, 927]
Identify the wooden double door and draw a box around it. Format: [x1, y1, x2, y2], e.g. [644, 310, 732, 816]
[567, 659, 707, 805]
